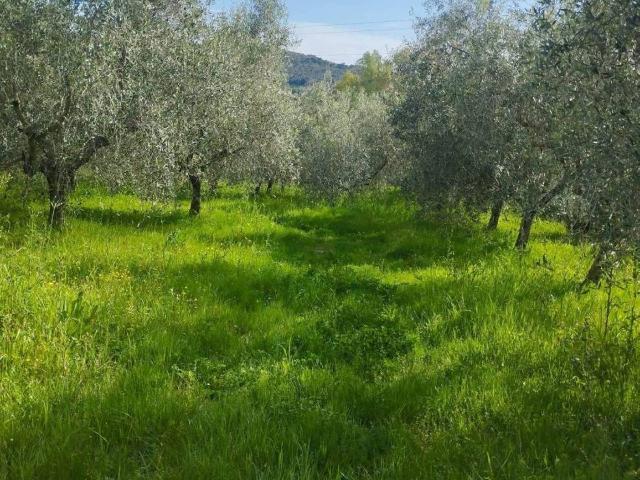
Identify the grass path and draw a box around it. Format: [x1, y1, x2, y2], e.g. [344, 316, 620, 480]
[0, 187, 638, 479]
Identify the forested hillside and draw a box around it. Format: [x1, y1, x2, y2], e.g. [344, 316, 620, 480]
[286, 51, 354, 89]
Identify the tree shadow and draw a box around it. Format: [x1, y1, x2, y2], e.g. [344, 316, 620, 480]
[71, 205, 184, 230]
[246, 208, 512, 272]
[163, 255, 300, 313]
[531, 229, 568, 243]
[154, 247, 577, 373]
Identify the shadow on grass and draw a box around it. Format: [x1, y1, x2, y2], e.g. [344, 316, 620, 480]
[163, 255, 300, 312]
[531, 228, 569, 243]
[150, 244, 577, 373]
[71, 205, 185, 229]
[242, 210, 513, 272]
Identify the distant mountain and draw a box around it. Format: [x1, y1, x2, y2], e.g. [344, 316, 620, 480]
[286, 51, 356, 90]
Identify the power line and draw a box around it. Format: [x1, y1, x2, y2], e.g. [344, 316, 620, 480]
[296, 27, 414, 35]
[294, 19, 413, 28]
[297, 53, 369, 57]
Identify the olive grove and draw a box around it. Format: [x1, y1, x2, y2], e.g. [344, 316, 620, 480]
[531, 0, 640, 281]
[392, 0, 640, 282]
[1, 0, 639, 284]
[98, 0, 298, 215]
[0, 0, 298, 223]
[393, 0, 523, 227]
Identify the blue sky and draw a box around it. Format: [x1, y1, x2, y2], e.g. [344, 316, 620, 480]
[212, 0, 420, 64]
[213, 1, 531, 64]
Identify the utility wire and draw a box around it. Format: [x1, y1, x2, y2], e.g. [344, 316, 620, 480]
[294, 19, 413, 28]
[294, 53, 370, 57]
[296, 27, 414, 35]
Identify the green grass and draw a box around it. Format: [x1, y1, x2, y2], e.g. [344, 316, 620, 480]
[0, 184, 639, 479]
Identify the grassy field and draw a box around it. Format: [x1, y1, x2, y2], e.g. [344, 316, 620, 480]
[0, 183, 638, 479]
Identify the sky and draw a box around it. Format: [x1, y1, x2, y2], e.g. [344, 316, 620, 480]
[213, 1, 533, 65]
[213, 0, 422, 64]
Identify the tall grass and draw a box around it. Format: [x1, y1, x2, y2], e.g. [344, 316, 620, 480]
[0, 184, 638, 479]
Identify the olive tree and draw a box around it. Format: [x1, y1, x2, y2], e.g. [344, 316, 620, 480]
[226, 0, 300, 197]
[0, 0, 210, 226]
[0, 0, 118, 228]
[393, 0, 591, 250]
[532, 0, 640, 282]
[501, 8, 593, 250]
[393, 0, 524, 228]
[234, 77, 300, 196]
[96, 1, 240, 213]
[104, 0, 297, 214]
[298, 80, 397, 198]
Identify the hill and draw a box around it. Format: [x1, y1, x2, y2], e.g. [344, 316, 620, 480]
[286, 51, 355, 89]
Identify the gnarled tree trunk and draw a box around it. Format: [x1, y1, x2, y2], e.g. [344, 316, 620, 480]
[583, 246, 609, 286]
[45, 167, 72, 229]
[515, 210, 535, 250]
[267, 178, 274, 194]
[513, 170, 574, 250]
[189, 174, 202, 216]
[487, 200, 504, 230]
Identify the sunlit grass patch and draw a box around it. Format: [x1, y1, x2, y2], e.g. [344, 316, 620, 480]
[0, 186, 638, 479]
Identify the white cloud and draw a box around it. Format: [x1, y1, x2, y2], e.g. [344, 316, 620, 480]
[291, 22, 411, 65]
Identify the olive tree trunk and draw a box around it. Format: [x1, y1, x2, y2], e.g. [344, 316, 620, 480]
[487, 200, 504, 230]
[515, 211, 536, 250]
[514, 170, 574, 250]
[44, 166, 74, 230]
[189, 174, 202, 216]
[47, 181, 67, 229]
[583, 246, 609, 286]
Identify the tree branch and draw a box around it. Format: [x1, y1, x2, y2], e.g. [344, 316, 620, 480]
[205, 145, 245, 169]
[73, 135, 109, 170]
[449, 43, 471, 57]
[11, 97, 30, 133]
[535, 167, 574, 212]
[45, 75, 74, 135]
[360, 157, 390, 188]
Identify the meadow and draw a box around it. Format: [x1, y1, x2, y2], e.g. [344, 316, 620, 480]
[0, 183, 638, 479]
